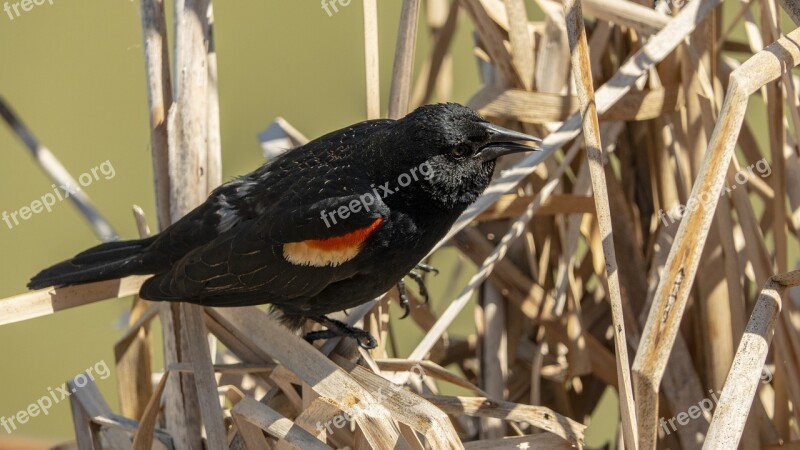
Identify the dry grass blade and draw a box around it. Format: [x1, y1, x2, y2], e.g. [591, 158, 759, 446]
[503, 0, 534, 89]
[114, 208, 155, 422]
[231, 397, 332, 450]
[461, 0, 525, 88]
[333, 355, 464, 449]
[376, 358, 489, 395]
[463, 435, 578, 449]
[580, 0, 668, 35]
[132, 371, 171, 450]
[424, 395, 585, 446]
[476, 193, 595, 220]
[469, 85, 682, 123]
[411, 0, 459, 108]
[114, 300, 157, 421]
[180, 303, 226, 448]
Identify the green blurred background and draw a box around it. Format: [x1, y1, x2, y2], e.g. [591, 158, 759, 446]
[0, 0, 487, 442]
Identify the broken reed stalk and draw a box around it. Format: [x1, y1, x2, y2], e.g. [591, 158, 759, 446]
[206, 4, 222, 192]
[704, 270, 800, 449]
[562, 0, 637, 448]
[0, 275, 147, 326]
[387, 0, 421, 119]
[140, 0, 172, 230]
[363, 0, 380, 119]
[0, 98, 117, 241]
[165, 0, 227, 447]
[210, 307, 414, 449]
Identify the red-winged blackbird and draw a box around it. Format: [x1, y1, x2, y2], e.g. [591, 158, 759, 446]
[28, 103, 540, 348]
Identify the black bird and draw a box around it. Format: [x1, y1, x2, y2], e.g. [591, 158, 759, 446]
[28, 103, 540, 348]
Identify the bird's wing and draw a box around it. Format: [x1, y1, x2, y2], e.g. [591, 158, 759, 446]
[143, 118, 396, 265]
[139, 192, 390, 306]
[140, 118, 397, 305]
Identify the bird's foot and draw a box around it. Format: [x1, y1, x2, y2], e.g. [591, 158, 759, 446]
[304, 316, 378, 349]
[395, 263, 438, 319]
[415, 263, 439, 275]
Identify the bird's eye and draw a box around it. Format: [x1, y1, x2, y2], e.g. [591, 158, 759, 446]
[450, 145, 470, 159]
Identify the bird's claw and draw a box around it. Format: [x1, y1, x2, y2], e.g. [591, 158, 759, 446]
[396, 278, 411, 319]
[304, 316, 379, 349]
[354, 332, 378, 349]
[395, 264, 437, 318]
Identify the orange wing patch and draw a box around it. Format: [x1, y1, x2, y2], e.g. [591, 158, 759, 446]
[283, 218, 383, 267]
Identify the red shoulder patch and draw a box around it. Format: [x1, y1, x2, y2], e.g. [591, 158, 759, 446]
[283, 217, 383, 267]
[305, 217, 383, 250]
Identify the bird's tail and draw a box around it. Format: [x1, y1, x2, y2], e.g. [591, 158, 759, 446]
[28, 236, 158, 290]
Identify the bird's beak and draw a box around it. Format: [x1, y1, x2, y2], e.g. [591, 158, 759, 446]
[477, 122, 542, 163]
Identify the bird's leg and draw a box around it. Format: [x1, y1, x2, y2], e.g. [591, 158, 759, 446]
[396, 278, 411, 319]
[303, 329, 340, 344]
[303, 316, 378, 349]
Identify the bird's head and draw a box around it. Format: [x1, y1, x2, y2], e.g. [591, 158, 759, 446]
[382, 103, 541, 210]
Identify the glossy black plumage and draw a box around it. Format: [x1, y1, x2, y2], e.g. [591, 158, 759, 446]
[28, 103, 540, 346]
